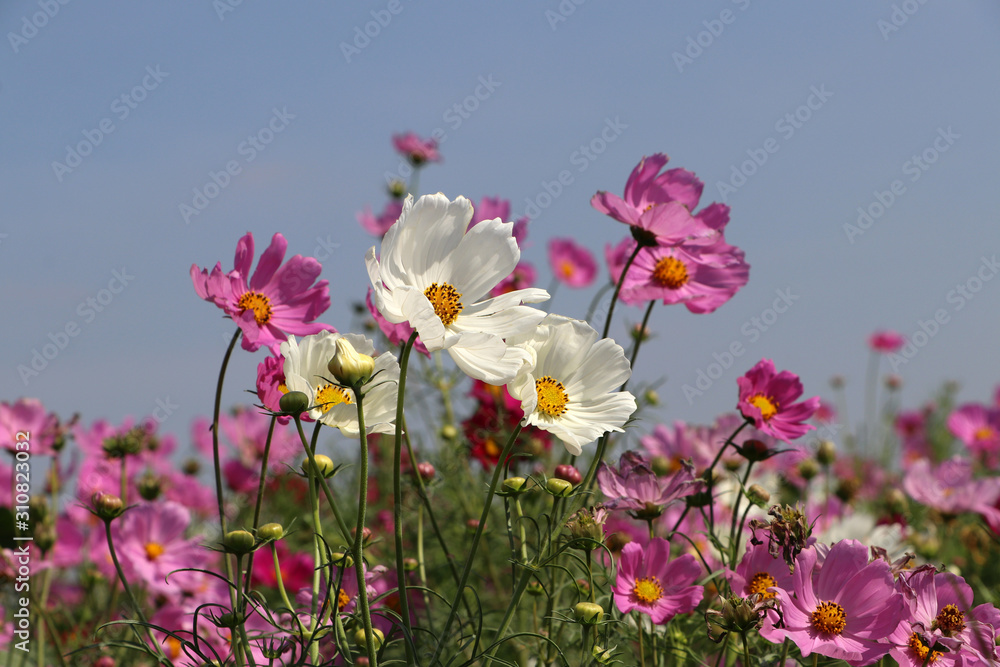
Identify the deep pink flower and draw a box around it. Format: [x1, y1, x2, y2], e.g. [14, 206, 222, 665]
[947, 403, 1000, 463]
[641, 421, 717, 474]
[869, 330, 905, 353]
[255, 345, 290, 423]
[617, 238, 749, 313]
[592, 153, 725, 247]
[728, 540, 795, 602]
[191, 232, 334, 352]
[365, 287, 429, 357]
[612, 538, 703, 624]
[113, 501, 211, 599]
[358, 200, 404, 237]
[737, 360, 820, 442]
[0, 398, 60, 455]
[470, 196, 528, 246]
[490, 262, 536, 297]
[392, 131, 441, 165]
[548, 238, 597, 288]
[889, 565, 1000, 666]
[760, 540, 905, 665]
[597, 451, 704, 517]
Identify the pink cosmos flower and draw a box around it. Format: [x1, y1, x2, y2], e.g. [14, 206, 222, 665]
[760, 539, 905, 665]
[728, 540, 795, 602]
[0, 398, 60, 455]
[947, 403, 1000, 463]
[365, 287, 429, 357]
[612, 538, 703, 624]
[191, 232, 333, 352]
[868, 330, 905, 354]
[393, 131, 441, 165]
[737, 360, 820, 442]
[191, 409, 300, 492]
[597, 451, 704, 518]
[255, 345, 290, 423]
[591, 153, 725, 247]
[113, 501, 211, 599]
[889, 565, 1000, 667]
[641, 421, 718, 474]
[490, 262, 536, 297]
[617, 238, 749, 313]
[548, 238, 597, 288]
[902, 457, 1000, 527]
[358, 200, 404, 237]
[470, 196, 528, 246]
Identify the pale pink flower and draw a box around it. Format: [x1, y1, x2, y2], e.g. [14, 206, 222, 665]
[358, 199, 404, 237]
[947, 403, 1000, 463]
[548, 238, 597, 288]
[0, 398, 60, 455]
[392, 131, 441, 165]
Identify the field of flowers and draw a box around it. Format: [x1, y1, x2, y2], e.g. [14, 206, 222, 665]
[3, 134, 999, 667]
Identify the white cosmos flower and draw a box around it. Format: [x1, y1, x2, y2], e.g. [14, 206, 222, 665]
[280, 332, 399, 437]
[506, 315, 637, 455]
[365, 193, 549, 385]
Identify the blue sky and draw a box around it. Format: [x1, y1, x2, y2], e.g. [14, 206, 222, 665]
[4, 1, 1000, 453]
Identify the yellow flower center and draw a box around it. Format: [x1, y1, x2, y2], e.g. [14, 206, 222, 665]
[237, 291, 273, 325]
[559, 260, 575, 279]
[535, 376, 569, 417]
[748, 394, 779, 421]
[315, 383, 353, 409]
[652, 256, 689, 289]
[484, 438, 501, 458]
[747, 572, 777, 600]
[424, 282, 463, 326]
[974, 426, 995, 442]
[810, 601, 846, 635]
[633, 576, 664, 604]
[908, 633, 943, 663]
[165, 636, 183, 660]
[935, 604, 966, 635]
[145, 542, 165, 561]
[337, 588, 351, 611]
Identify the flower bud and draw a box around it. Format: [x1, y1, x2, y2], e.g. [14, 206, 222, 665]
[353, 627, 384, 651]
[279, 391, 310, 415]
[592, 645, 618, 664]
[526, 580, 545, 596]
[416, 462, 435, 482]
[738, 439, 771, 463]
[94, 656, 115, 667]
[746, 484, 770, 508]
[816, 440, 836, 466]
[331, 552, 354, 568]
[546, 478, 574, 497]
[303, 454, 336, 478]
[34, 523, 56, 554]
[439, 424, 458, 441]
[92, 493, 125, 521]
[137, 471, 162, 501]
[574, 602, 604, 625]
[465, 519, 480, 533]
[214, 611, 245, 629]
[328, 337, 374, 388]
[886, 488, 908, 515]
[797, 458, 819, 481]
[501, 476, 529, 495]
[224, 529, 256, 555]
[182, 458, 201, 476]
[554, 464, 582, 485]
[258, 523, 285, 541]
[387, 179, 407, 199]
[643, 389, 659, 406]
[352, 526, 373, 546]
[403, 557, 419, 572]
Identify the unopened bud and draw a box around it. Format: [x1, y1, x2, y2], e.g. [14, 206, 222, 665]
[303, 454, 336, 478]
[526, 580, 545, 596]
[328, 337, 374, 388]
[644, 389, 659, 406]
[416, 462, 435, 482]
[465, 519, 480, 533]
[279, 391, 310, 415]
[440, 424, 458, 441]
[182, 458, 201, 476]
[331, 552, 354, 568]
[501, 476, 529, 495]
[215, 611, 245, 629]
[797, 458, 819, 481]
[92, 493, 125, 521]
[137, 471, 162, 501]
[886, 488, 908, 515]
[546, 478, 574, 497]
[224, 529, 256, 555]
[258, 523, 285, 541]
[574, 602, 604, 625]
[387, 179, 407, 199]
[403, 557, 419, 572]
[353, 627, 384, 651]
[816, 440, 836, 466]
[746, 484, 770, 508]
[554, 464, 582, 485]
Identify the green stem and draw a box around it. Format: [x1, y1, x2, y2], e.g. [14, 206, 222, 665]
[353, 391, 379, 667]
[392, 333, 418, 664]
[742, 633, 751, 667]
[213, 330, 242, 632]
[292, 419, 352, 546]
[601, 242, 644, 339]
[429, 424, 523, 666]
[623, 299, 656, 393]
[243, 415, 277, 599]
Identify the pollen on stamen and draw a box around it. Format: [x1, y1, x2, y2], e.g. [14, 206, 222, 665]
[238, 291, 273, 325]
[747, 572, 777, 600]
[935, 604, 966, 635]
[315, 383, 353, 409]
[535, 376, 569, 417]
[810, 601, 846, 635]
[652, 256, 689, 289]
[145, 542, 165, 561]
[748, 394, 779, 421]
[632, 576, 664, 604]
[424, 282, 464, 326]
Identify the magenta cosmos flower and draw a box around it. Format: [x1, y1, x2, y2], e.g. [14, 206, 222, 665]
[869, 330, 905, 354]
[737, 359, 820, 442]
[0, 398, 60, 455]
[191, 232, 333, 352]
[591, 153, 725, 247]
[613, 538, 703, 624]
[392, 131, 441, 165]
[615, 237, 749, 313]
[902, 457, 1000, 527]
[548, 238, 597, 288]
[889, 565, 1000, 667]
[357, 199, 404, 237]
[947, 403, 1000, 463]
[597, 451, 704, 518]
[760, 539, 905, 665]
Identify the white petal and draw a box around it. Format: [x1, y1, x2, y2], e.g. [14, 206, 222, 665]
[447, 334, 530, 385]
[443, 218, 521, 302]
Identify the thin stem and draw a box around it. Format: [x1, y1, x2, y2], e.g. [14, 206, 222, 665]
[353, 391, 379, 667]
[601, 242, 644, 339]
[292, 418, 352, 547]
[392, 332, 418, 664]
[243, 415, 277, 599]
[429, 424, 523, 666]
[213, 330, 242, 628]
[742, 633, 751, 667]
[623, 299, 656, 392]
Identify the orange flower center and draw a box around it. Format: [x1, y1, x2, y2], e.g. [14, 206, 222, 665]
[908, 633, 943, 663]
[559, 260, 575, 279]
[935, 604, 966, 635]
[535, 376, 569, 417]
[315, 383, 352, 409]
[974, 426, 995, 442]
[145, 542, 165, 561]
[747, 572, 777, 600]
[810, 601, 846, 635]
[651, 256, 689, 289]
[237, 291, 273, 325]
[337, 588, 351, 611]
[484, 438, 501, 458]
[748, 394, 779, 421]
[424, 282, 463, 326]
[633, 576, 664, 604]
